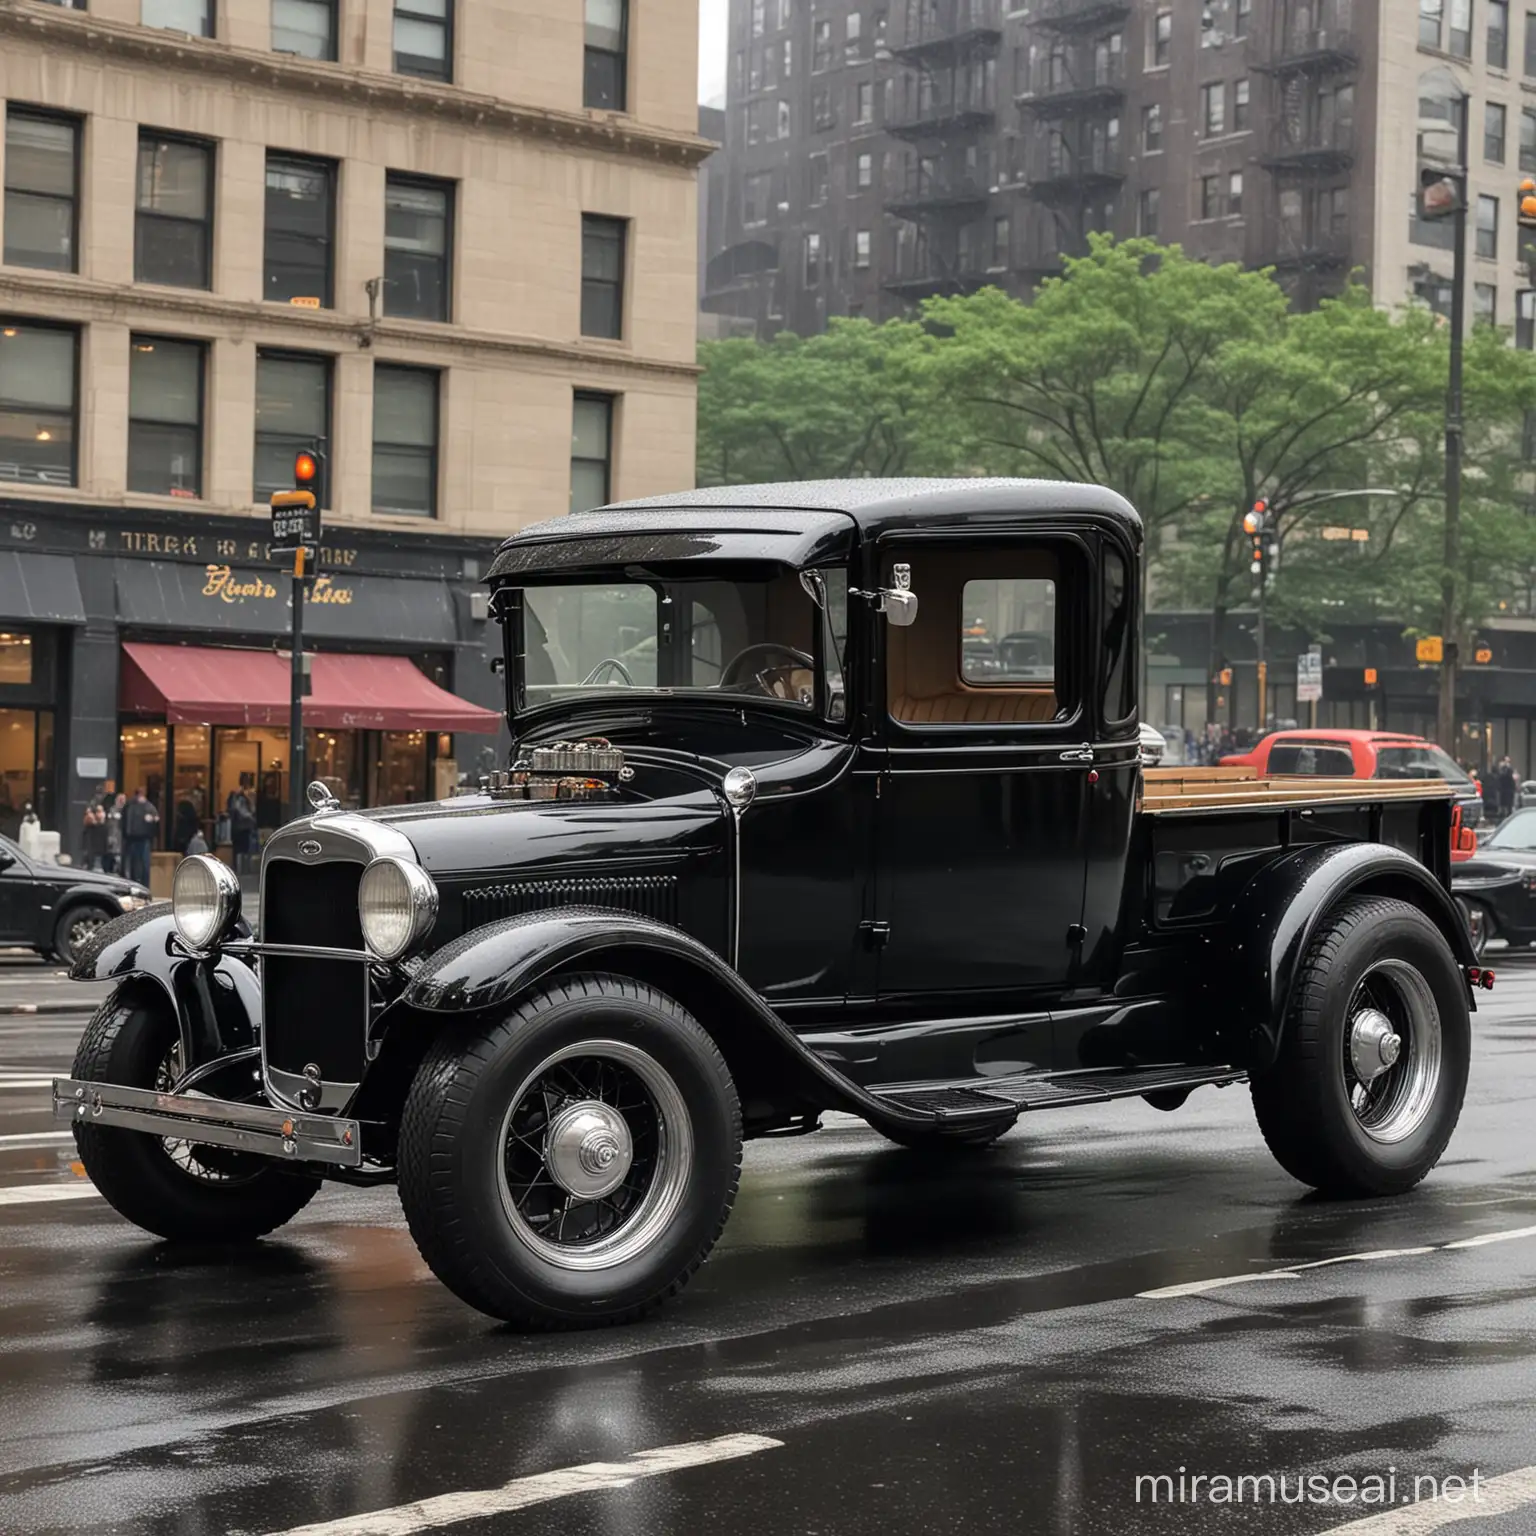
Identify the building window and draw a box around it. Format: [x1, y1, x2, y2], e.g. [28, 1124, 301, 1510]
[990, 215, 1009, 266]
[1478, 193, 1500, 256]
[1410, 191, 1457, 249]
[1233, 78, 1249, 131]
[778, 0, 792, 26]
[585, 0, 627, 111]
[1526, 8, 1536, 73]
[1491, 0, 1510, 64]
[1200, 82, 1225, 136]
[372, 365, 438, 517]
[856, 151, 873, 188]
[135, 133, 213, 289]
[0, 323, 76, 488]
[808, 157, 828, 204]
[750, 0, 765, 36]
[128, 336, 203, 498]
[748, 51, 762, 91]
[784, 38, 793, 75]
[1487, 101, 1508, 161]
[272, 0, 337, 59]
[777, 100, 792, 138]
[1139, 186, 1159, 236]
[1200, 174, 1221, 219]
[813, 18, 832, 71]
[385, 174, 451, 321]
[580, 215, 626, 338]
[1229, 169, 1243, 215]
[3, 110, 78, 273]
[1450, 0, 1472, 55]
[744, 170, 772, 224]
[1523, 106, 1536, 168]
[264, 153, 334, 306]
[1475, 281, 1498, 324]
[855, 228, 872, 267]
[1518, 287, 1535, 347]
[1421, 0, 1443, 46]
[804, 231, 822, 284]
[1234, 0, 1250, 35]
[1143, 103, 1162, 152]
[254, 351, 330, 500]
[846, 11, 861, 44]
[1150, 11, 1171, 67]
[571, 393, 613, 513]
[143, 0, 213, 36]
[394, 0, 451, 79]
[813, 88, 834, 128]
[855, 81, 873, 124]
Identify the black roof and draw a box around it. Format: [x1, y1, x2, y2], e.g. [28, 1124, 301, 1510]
[487, 478, 1140, 581]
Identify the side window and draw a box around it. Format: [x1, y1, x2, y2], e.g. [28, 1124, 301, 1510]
[1101, 543, 1135, 725]
[1268, 744, 1355, 776]
[886, 544, 1072, 726]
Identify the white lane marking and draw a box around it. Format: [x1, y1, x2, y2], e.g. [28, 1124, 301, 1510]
[1138, 1227, 1536, 1299]
[0, 1130, 72, 1146]
[0, 1183, 98, 1207]
[267, 1433, 784, 1536]
[1323, 1464, 1536, 1532]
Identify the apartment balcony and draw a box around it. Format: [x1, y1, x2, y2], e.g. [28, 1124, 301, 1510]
[886, 100, 997, 142]
[1259, 120, 1355, 175]
[885, 170, 992, 220]
[889, 0, 1003, 65]
[1028, 0, 1133, 34]
[1023, 139, 1126, 201]
[1264, 229, 1353, 271]
[1254, 28, 1358, 75]
[1017, 52, 1126, 115]
[883, 260, 995, 300]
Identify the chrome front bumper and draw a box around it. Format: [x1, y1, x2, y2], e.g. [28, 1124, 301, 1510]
[52, 1078, 363, 1168]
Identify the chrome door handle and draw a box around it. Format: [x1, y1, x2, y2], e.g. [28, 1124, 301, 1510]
[1059, 748, 1095, 764]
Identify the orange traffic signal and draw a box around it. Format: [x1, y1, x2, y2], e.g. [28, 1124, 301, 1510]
[1364, 667, 1379, 686]
[1521, 176, 1536, 227]
[294, 450, 319, 485]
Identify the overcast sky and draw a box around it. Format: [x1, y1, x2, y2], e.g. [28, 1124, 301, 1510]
[699, 0, 727, 107]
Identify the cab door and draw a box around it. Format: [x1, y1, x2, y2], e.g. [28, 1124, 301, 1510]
[871, 534, 1093, 1000]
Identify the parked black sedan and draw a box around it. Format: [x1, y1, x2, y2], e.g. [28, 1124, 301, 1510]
[0, 836, 153, 964]
[1453, 808, 1536, 957]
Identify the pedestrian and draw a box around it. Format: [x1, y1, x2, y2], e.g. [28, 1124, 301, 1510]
[102, 792, 124, 875]
[227, 777, 257, 879]
[122, 787, 159, 887]
[81, 796, 106, 871]
[185, 827, 209, 856]
[172, 792, 201, 855]
[1497, 755, 1518, 821]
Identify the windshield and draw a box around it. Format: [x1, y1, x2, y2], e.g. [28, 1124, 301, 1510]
[516, 569, 848, 718]
[1373, 744, 1472, 785]
[1484, 810, 1536, 850]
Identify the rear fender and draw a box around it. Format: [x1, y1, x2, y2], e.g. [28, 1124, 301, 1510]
[393, 908, 938, 1133]
[68, 907, 260, 1071]
[1231, 842, 1477, 1073]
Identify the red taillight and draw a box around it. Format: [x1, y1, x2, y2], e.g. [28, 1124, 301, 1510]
[1467, 967, 1496, 991]
[1450, 805, 1477, 861]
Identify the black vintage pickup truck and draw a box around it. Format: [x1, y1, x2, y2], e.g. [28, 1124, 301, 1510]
[57, 480, 1484, 1328]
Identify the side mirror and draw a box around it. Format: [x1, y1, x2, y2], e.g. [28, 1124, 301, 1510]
[881, 562, 919, 627]
[0, 849, 15, 871]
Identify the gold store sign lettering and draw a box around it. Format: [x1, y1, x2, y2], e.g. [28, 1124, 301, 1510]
[203, 565, 355, 605]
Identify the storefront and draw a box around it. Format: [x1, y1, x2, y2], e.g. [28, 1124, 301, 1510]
[0, 498, 508, 861]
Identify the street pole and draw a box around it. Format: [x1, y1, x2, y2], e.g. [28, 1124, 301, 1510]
[1437, 105, 1468, 754]
[289, 547, 307, 823]
[1256, 576, 1267, 732]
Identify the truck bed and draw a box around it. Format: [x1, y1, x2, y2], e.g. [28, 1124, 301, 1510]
[1141, 766, 1453, 814]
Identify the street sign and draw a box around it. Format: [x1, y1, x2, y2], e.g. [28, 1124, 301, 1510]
[1364, 667, 1379, 686]
[270, 493, 321, 554]
[1296, 646, 1323, 704]
[1416, 635, 1444, 664]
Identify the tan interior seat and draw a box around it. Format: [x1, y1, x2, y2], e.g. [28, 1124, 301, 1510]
[887, 548, 1061, 726]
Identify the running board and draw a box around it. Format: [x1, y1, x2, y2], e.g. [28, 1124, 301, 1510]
[870, 1064, 1247, 1124]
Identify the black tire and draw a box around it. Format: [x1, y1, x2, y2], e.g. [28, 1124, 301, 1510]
[876, 1117, 1015, 1151]
[397, 973, 742, 1329]
[54, 903, 117, 967]
[1250, 897, 1470, 1198]
[71, 988, 321, 1241]
[1457, 897, 1493, 960]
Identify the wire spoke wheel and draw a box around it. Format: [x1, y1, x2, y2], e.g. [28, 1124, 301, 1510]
[1341, 958, 1443, 1145]
[153, 1042, 262, 1185]
[496, 1039, 692, 1272]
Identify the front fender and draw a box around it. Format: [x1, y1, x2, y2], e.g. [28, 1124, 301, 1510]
[1231, 842, 1478, 1073]
[68, 907, 260, 1071]
[399, 907, 941, 1132]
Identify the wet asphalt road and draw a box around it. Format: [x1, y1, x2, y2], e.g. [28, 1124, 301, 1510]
[2, 958, 1536, 1536]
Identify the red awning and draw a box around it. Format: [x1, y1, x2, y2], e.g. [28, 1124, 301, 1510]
[121, 643, 502, 734]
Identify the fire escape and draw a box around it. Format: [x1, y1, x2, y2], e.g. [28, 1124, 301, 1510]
[1254, 6, 1358, 306]
[1015, 0, 1130, 280]
[883, 0, 1004, 300]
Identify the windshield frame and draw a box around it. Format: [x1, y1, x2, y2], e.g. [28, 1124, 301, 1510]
[500, 563, 852, 732]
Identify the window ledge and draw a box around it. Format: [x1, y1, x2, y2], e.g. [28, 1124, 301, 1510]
[0, 6, 712, 171]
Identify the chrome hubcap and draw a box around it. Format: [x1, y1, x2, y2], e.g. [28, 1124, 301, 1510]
[544, 1099, 634, 1199]
[1348, 1008, 1402, 1084]
[1343, 959, 1444, 1144]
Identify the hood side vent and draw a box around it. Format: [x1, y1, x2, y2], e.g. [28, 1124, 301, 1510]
[463, 874, 679, 927]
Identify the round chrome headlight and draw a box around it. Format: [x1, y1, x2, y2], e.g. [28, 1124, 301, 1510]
[358, 857, 438, 961]
[171, 855, 241, 951]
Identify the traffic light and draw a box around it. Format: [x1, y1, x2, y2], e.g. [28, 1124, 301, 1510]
[1419, 166, 1463, 221]
[1520, 177, 1536, 229]
[1244, 498, 1269, 577]
[293, 445, 327, 508]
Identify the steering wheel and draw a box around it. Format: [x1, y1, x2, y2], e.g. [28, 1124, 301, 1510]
[719, 642, 815, 701]
[579, 657, 635, 687]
